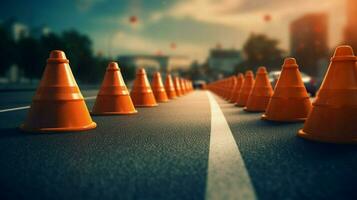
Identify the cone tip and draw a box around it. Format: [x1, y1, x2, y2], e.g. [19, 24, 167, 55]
[245, 70, 253, 76]
[333, 45, 354, 57]
[257, 66, 267, 73]
[49, 50, 67, 59]
[137, 68, 146, 74]
[283, 57, 297, 65]
[107, 62, 119, 70]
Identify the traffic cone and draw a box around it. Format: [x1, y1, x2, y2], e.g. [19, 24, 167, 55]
[183, 79, 190, 94]
[185, 80, 190, 93]
[298, 45, 357, 143]
[226, 76, 237, 102]
[180, 78, 187, 95]
[262, 58, 312, 122]
[231, 73, 244, 103]
[151, 72, 169, 103]
[92, 62, 137, 115]
[223, 77, 233, 100]
[174, 76, 183, 97]
[185, 79, 190, 93]
[188, 80, 193, 92]
[164, 74, 177, 99]
[244, 67, 273, 112]
[236, 71, 255, 107]
[131, 68, 158, 107]
[20, 50, 96, 132]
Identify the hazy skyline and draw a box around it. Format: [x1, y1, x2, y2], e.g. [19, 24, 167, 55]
[0, 0, 346, 62]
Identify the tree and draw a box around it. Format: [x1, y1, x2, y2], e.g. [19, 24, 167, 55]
[235, 33, 285, 73]
[17, 37, 44, 80]
[62, 30, 95, 82]
[0, 26, 16, 76]
[120, 63, 136, 81]
[40, 33, 65, 54]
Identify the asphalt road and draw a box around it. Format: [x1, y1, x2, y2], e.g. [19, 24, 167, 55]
[0, 89, 356, 200]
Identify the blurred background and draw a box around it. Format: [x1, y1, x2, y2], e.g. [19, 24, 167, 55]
[0, 0, 354, 94]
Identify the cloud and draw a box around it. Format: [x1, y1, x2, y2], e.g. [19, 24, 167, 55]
[109, 31, 209, 62]
[150, 0, 344, 49]
[75, 0, 105, 12]
[92, 0, 346, 62]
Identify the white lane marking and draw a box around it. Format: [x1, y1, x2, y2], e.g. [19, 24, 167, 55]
[0, 106, 30, 113]
[206, 91, 257, 200]
[84, 96, 96, 100]
[0, 96, 97, 113]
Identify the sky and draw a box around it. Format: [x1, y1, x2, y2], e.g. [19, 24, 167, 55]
[0, 0, 346, 62]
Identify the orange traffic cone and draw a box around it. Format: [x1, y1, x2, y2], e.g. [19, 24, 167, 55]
[180, 78, 187, 95]
[223, 77, 233, 100]
[231, 73, 244, 103]
[298, 45, 357, 143]
[20, 50, 96, 132]
[151, 72, 169, 103]
[188, 80, 193, 92]
[227, 76, 237, 102]
[184, 80, 189, 93]
[236, 71, 255, 107]
[174, 76, 183, 97]
[189, 81, 194, 91]
[262, 58, 312, 122]
[92, 62, 137, 115]
[244, 67, 273, 112]
[131, 68, 158, 107]
[165, 74, 177, 99]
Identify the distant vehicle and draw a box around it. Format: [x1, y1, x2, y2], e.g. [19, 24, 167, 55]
[193, 80, 207, 89]
[268, 71, 317, 96]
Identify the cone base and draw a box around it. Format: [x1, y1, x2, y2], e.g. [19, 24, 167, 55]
[243, 107, 265, 113]
[135, 104, 158, 107]
[298, 106, 357, 143]
[153, 91, 169, 102]
[297, 129, 357, 144]
[245, 96, 271, 112]
[261, 114, 306, 122]
[235, 103, 245, 107]
[263, 97, 311, 122]
[131, 92, 158, 107]
[153, 95, 169, 103]
[228, 98, 237, 103]
[157, 100, 169, 103]
[21, 100, 97, 133]
[20, 122, 97, 133]
[91, 110, 138, 115]
[92, 95, 137, 115]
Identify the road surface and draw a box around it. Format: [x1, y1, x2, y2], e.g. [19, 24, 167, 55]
[0, 89, 356, 200]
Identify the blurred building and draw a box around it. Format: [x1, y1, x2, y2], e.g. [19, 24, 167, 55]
[31, 25, 51, 39]
[290, 13, 328, 77]
[344, 0, 357, 51]
[2, 19, 29, 41]
[117, 55, 191, 76]
[207, 48, 242, 75]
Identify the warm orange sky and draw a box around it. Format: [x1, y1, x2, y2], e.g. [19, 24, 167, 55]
[104, 0, 346, 62]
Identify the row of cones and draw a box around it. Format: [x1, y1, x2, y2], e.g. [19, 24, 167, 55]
[21, 50, 193, 133]
[207, 45, 357, 144]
